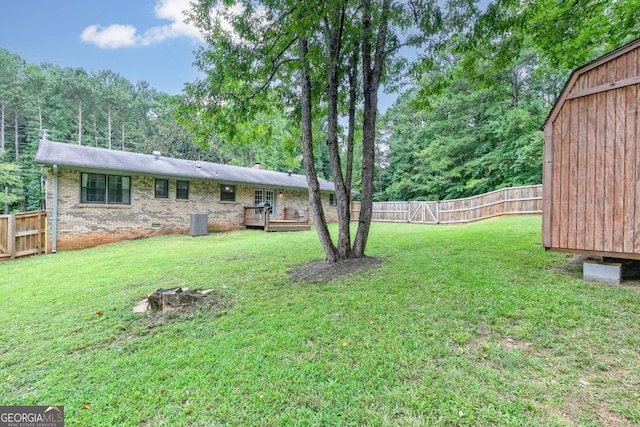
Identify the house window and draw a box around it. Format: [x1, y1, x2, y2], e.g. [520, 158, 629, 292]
[254, 189, 275, 206]
[265, 189, 275, 207]
[330, 194, 337, 206]
[81, 173, 130, 205]
[81, 173, 106, 203]
[108, 175, 130, 204]
[220, 184, 236, 202]
[254, 189, 263, 205]
[155, 179, 169, 198]
[176, 180, 189, 199]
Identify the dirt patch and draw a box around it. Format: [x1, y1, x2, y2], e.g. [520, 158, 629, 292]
[550, 254, 584, 279]
[133, 287, 235, 313]
[288, 256, 384, 283]
[132, 287, 236, 332]
[499, 337, 531, 351]
[473, 325, 533, 353]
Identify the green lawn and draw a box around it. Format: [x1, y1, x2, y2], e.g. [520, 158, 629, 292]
[1, 216, 639, 426]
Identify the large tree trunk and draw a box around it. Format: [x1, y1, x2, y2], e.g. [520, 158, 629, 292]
[1, 100, 5, 151]
[298, 35, 338, 263]
[93, 114, 99, 146]
[77, 100, 83, 145]
[345, 48, 359, 202]
[108, 107, 112, 149]
[324, 9, 353, 261]
[13, 108, 18, 160]
[511, 68, 519, 107]
[37, 97, 43, 134]
[353, 0, 389, 257]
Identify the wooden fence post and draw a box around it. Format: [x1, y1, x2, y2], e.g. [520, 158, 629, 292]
[504, 188, 508, 214]
[37, 210, 43, 255]
[8, 214, 15, 260]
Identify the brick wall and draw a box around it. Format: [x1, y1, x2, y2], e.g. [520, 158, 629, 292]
[45, 167, 337, 250]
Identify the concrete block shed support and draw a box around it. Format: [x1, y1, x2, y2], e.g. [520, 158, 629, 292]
[583, 260, 622, 284]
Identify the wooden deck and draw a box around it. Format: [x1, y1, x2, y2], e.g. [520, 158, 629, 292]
[265, 220, 311, 232]
[243, 207, 311, 232]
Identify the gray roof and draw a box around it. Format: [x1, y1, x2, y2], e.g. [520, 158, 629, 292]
[35, 139, 335, 192]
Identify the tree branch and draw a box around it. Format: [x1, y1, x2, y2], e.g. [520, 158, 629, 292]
[242, 38, 298, 103]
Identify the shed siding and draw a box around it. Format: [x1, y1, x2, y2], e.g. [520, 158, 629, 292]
[544, 41, 640, 259]
[584, 71, 597, 250]
[551, 115, 561, 246]
[624, 49, 637, 253]
[575, 94, 587, 250]
[594, 64, 607, 251]
[542, 124, 552, 248]
[636, 84, 640, 253]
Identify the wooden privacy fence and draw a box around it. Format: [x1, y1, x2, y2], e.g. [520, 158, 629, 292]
[350, 185, 542, 224]
[0, 211, 47, 261]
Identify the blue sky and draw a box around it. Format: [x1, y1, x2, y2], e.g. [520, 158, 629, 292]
[0, 0, 203, 95]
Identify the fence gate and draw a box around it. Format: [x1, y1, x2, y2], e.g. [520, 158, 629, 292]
[0, 211, 46, 261]
[0, 216, 8, 257]
[408, 202, 439, 224]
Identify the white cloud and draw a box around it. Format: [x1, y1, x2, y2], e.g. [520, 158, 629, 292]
[151, 0, 203, 40]
[81, 24, 138, 49]
[81, 0, 203, 49]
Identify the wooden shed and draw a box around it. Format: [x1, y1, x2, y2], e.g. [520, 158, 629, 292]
[542, 38, 640, 260]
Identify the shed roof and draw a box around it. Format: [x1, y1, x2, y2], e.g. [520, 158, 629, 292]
[35, 139, 335, 192]
[542, 37, 640, 130]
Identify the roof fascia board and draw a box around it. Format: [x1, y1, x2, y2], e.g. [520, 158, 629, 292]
[51, 164, 323, 192]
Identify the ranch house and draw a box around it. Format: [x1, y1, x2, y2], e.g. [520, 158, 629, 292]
[35, 139, 337, 251]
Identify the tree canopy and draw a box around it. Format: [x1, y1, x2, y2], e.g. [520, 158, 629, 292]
[180, 0, 463, 262]
[0, 49, 302, 213]
[375, 0, 640, 202]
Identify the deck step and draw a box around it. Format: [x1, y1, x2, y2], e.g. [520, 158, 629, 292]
[267, 224, 311, 232]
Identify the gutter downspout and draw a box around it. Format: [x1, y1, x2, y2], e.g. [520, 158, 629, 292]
[52, 164, 58, 253]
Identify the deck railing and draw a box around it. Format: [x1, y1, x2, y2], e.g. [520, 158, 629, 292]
[350, 184, 542, 225]
[243, 206, 310, 231]
[0, 210, 47, 261]
[243, 206, 270, 228]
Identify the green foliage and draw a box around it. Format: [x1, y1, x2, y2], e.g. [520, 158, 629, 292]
[0, 47, 303, 213]
[0, 50, 192, 212]
[380, 53, 546, 201]
[377, 0, 640, 202]
[0, 151, 23, 211]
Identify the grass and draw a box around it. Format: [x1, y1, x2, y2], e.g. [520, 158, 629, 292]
[1, 216, 639, 426]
